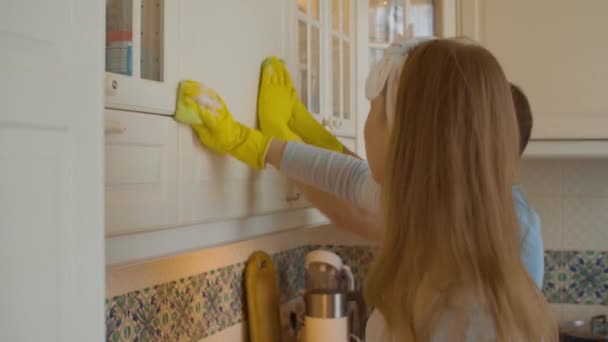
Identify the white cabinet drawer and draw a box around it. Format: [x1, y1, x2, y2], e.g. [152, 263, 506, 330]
[105, 110, 178, 235]
[177, 126, 292, 224]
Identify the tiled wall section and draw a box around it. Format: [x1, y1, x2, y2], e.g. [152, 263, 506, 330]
[106, 245, 374, 342]
[522, 159, 608, 321]
[543, 250, 608, 305]
[106, 246, 605, 341]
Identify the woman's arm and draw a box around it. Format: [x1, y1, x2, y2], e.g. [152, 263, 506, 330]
[294, 182, 381, 241]
[266, 139, 381, 213]
[266, 139, 382, 241]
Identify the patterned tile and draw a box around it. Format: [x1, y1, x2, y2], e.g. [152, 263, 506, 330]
[564, 251, 608, 305]
[273, 246, 307, 302]
[543, 250, 608, 305]
[543, 251, 570, 303]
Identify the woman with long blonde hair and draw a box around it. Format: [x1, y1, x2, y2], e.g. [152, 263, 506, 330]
[361, 39, 557, 340]
[176, 38, 557, 340]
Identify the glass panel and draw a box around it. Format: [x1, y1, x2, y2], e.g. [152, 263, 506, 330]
[310, 27, 320, 113]
[300, 68, 308, 106]
[368, 0, 405, 43]
[343, 41, 350, 119]
[297, 0, 307, 13]
[311, 0, 320, 20]
[370, 48, 384, 67]
[343, 0, 350, 35]
[406, 0, 434, 37]
[141, 0, 163, 81]
[332, 37, 340, 118]
[298, 21, 308, 65]
[106, 0, 133, 76]
[332, 0, 340, 32]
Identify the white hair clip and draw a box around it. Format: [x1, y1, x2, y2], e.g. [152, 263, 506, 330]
[365, 36, 436, 128]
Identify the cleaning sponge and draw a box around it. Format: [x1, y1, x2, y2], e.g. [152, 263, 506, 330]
[174, 80, 272, 170]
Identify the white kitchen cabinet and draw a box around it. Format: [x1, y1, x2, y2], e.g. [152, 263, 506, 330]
[105, 109, 179, 236]
[460, 0, 608, 139]
[177, 125, 296, 224]
[177, 0, 304, 223]
[105, 0, 329, 265]
[104, 0, 178, 115]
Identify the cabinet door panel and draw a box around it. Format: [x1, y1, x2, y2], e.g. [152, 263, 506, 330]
[105, 110, 178, 235]
[461, 0, 608, 139]
[104, 0, 178, 114]
[178, 126, 292, 225]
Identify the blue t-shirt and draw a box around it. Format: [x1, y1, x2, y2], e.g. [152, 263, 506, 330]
[512, 185, 544, 288]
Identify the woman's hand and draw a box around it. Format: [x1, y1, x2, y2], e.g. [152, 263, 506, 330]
[175, 80, 272, 170]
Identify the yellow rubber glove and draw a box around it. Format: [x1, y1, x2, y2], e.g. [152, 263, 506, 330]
[257, 57, 343, 152]
[257, 57, 302, 142]
[175, 80, 271, 170]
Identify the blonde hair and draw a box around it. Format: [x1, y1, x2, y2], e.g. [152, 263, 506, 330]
[365, 39, 557, 341]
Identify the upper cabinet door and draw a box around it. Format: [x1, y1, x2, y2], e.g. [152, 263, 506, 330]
[295, 0, 357, 137]
[356, 0, 456, 156]
[104, 0, 178, 115]
[460, 0, 608, 139]
[1, 0, 104, 340]
[177, 0, 299, 223]
[105, 110, 178, 236]
[329, 0, 357, 136]
[296, 0, 325, 130]
[366, 0, 450, 66]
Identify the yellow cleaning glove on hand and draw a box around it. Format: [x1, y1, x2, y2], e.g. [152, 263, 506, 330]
[175, 80, 271, 170]
[257, 57, 302, 142]
[258, 57, 343, 152]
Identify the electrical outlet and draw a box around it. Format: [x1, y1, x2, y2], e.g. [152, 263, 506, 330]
[280, 297, 305, 341]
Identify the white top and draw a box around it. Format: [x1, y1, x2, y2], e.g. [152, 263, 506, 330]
[365, 307, 497, 342]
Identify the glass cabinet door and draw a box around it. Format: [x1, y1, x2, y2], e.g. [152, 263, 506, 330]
[297, 0, 321, 115]
[329, 0, 356, 136]
[105, 0, 177, 115]
[356, 0, 445, 156]
[368, 0, 436, 67]
[106, 0, 134, 77]
[295, 0, 356, 137]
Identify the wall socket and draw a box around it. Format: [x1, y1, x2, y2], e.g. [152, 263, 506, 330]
[280, 297, 305, 341]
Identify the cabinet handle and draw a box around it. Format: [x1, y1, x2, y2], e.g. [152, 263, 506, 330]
[105, 121, 126, 135]
[285, 193, 301, 202]
[105, 75, 118, 97]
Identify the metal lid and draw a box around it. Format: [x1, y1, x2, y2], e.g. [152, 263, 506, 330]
[305, 289, 347, 319]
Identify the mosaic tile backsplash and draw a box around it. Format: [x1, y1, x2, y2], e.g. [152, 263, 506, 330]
[106, 247, 606, 341]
